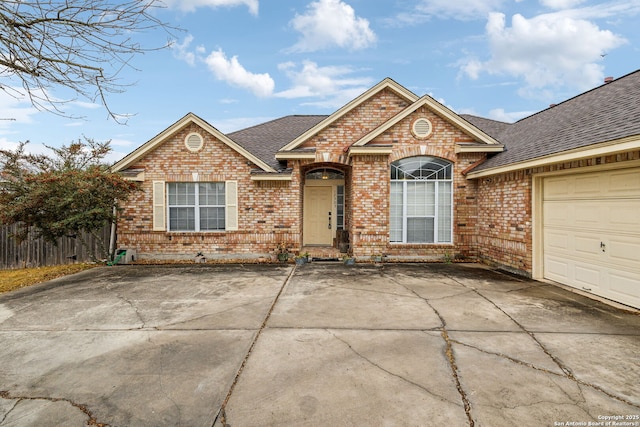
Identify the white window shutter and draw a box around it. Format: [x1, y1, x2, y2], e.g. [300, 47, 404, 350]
[225, 181, 238, 231]
[152, 181, 166, 231]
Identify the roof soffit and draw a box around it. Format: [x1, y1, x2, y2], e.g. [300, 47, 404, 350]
[351, 95, 503, 148]
[466, 134, 640, 179]
[278, 78, 419, 152]
[112, 112, 276, 173]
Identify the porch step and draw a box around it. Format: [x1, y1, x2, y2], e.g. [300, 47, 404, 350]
[301, 246, 346, 262]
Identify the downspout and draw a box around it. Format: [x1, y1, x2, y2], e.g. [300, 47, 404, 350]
[461, 154, 487, 176]
[108, 203, 117, 262]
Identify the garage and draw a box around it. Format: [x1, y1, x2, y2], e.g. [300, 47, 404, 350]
[542, 167, 640, 309]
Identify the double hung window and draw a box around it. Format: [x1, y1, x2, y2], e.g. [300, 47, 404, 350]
[167, 183, 225, 231]
[390, 157, 453, 243]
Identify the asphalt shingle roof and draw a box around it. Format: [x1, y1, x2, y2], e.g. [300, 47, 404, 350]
[470, 69, 640, 171]
[228, 115, 328, 170]
[459, 115, 511, 139]
[225, 70, 640, 173]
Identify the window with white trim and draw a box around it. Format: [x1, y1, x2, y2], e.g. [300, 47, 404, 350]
[167, 182, 225, 231]
[390, 157, 452, 243]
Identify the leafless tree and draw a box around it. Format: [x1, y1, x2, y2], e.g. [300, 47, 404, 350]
[0, 0, 174, 122]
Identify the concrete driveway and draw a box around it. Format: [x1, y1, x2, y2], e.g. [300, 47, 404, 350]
[0, 263, 638, 426]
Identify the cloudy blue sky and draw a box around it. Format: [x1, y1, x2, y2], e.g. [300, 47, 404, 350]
[1, 0, 639, 163]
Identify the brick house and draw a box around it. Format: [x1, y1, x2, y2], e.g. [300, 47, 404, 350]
[113, 70, 640, 309]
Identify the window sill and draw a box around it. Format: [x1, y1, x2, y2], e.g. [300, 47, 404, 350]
[164, 230, 228, 234]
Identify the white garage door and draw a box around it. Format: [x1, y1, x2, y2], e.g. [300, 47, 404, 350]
[543, 167, 640, 309]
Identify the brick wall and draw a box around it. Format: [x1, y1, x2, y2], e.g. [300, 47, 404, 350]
[117, 87, 613, 265]
[349, 106, 486, 260]
[476, 170, 532, 275]
[302, 88, 410, 159]
[118, 123, 301, 260]
[350, 154, 390, 257]
[474, 150, 640, 276]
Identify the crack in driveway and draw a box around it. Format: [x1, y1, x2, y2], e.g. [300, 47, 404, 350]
[441, 272, 576, 378]
[112, 292, 147, 330]
[160, 297, 276, 329]
[213, 266, 296, 427]
[386, 275, 475, 426]
[327, 329, 462, 408]
[449, 338, 640, 409]
[4, 264, 637, 426]
[0, 390, 109, 426]
[0, 398, 18, 424]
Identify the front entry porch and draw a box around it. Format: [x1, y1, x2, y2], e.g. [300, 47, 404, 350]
[302, 167, 349, 252]
[300, 245, 347, 261]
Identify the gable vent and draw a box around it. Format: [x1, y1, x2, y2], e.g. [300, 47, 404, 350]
[185, 132, 204, 152]
[412, 118, 433, 139]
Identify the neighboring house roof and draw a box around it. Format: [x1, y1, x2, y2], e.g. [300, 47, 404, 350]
[468, 69, 640, 176]
[228, 115, 327, 171]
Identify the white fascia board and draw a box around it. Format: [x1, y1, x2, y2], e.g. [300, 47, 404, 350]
[112, 113, 276, 173]
[466, 135, 640, 179]
[455, 144, 505, 154]
[250, 173, 293, 181]
[274, 151, 316, 160]
[187, 115, 276, 173]
[279, 78, 419, 152]
[348, 146, 393, 157]
[352, 95, 502, 147]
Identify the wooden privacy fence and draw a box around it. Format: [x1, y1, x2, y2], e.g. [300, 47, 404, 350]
[0, 223, 112, 269]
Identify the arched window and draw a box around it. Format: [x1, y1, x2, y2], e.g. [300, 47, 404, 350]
[305, 168, 344, 180]
[390, 157, 453, 243]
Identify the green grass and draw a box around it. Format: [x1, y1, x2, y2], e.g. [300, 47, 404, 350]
[0, 263, 98, 294]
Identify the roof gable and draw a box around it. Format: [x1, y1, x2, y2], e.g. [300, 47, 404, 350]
[112, 112, 276, 173]
[278, 78, 419, 152]
[351, 95, 503, 148]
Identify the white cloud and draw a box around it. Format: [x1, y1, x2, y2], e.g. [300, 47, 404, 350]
[214, 116, 275, 133]
[543, 1, 640, 21]
[204, 49, 275, 97]
[540, 0, 586, 9]
[0, 138, 52, 156]
[415, 0, 506, 21]
[69, 100, 101, 110]
[460, 59, 483, 80]
[164, 0, 258, 15]
[109, 138, 136, 148]
[0, 89, 40, 132]
[275, 60, 373, 109]
[488, 108, 536, 123]
[171, 35, 197, 66]
[169, 36, 274, 98]
[427, 93, 456, 112]
[460, 11, 626, 94]
[0, 137, 19, 151]
[289, 0, 376, 52]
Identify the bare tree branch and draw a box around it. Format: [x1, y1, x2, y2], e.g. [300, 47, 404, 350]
[0, 0, 176, 122]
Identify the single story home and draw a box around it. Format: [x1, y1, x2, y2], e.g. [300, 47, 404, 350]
[113, 69, 640, 309]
